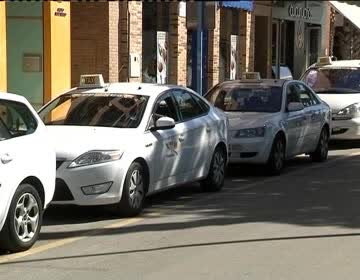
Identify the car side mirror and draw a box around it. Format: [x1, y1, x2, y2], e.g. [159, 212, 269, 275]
[154, 117, 175, 130]
[287, 102, 304, 112]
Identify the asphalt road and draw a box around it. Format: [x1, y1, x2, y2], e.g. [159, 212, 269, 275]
[2, 141, 360, 279]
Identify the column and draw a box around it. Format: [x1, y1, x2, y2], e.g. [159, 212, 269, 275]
[0, 2, 6, 92]
[239, 10, 255, 74]
[207, 6, 220, 89]
[43, 2, 71, 103]
[168, 2, 187, 86]
[119, 1, 142, 83]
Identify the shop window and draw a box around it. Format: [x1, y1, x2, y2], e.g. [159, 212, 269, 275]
[142, 2, 170, 84]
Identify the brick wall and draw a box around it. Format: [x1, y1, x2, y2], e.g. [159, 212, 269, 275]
[207, 6, 220, 89]
[108, 1, 119, 83]
[71, 2, 109, 86]
[239, 10, 255, 74]
[169, 2, 187, 86]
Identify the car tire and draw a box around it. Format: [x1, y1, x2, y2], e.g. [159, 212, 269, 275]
[117, 162, 146, 217]
[0, 184, 43, 253]
[266, 135, 285, 176]
[201, 147, 226, 192]
[310, 127, 329, 162]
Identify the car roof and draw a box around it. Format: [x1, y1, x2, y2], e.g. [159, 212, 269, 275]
[218, 79, 287, 88]
[310, 60, 360, 69]
[0, 92, 28, 104]
[66, 82, 183, 97]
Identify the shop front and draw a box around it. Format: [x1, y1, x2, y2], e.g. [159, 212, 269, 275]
[1, 2, 70, 109]
[272, 1, 329, 79]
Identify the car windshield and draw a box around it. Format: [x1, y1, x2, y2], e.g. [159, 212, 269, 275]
[38, 93, 149, 128]
[302, 68, 360, 94]
[206, 85, 282, 113]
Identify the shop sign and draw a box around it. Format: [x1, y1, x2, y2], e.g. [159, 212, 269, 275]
[288, 4, 311, 20]
[157, 31, 168, 84]
[54, 7, 67, 17]
[230, 35, 238, 80]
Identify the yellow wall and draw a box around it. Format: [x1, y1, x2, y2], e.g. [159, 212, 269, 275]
[0, 2, 7, 92]
[44, 2, 70, 104]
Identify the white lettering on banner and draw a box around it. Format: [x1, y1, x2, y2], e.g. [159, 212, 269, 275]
[288, 5, 311, 20]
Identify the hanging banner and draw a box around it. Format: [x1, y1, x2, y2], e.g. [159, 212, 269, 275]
[230, 35, 238, 80]
[157, 31, 168, 84]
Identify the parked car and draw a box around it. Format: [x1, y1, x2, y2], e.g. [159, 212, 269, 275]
[205, 72, 331, 175]
[301, 56, 360, 139]
[0, 93, 55, 252]
[38, 74, 228, 216]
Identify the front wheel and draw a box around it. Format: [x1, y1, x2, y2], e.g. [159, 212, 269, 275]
[310, 127, 329, 162]
[0, 184, 43, 253]
[201, 147, 226, 192]
[116, 162, 146, 217]
[266, 136, 285, 176]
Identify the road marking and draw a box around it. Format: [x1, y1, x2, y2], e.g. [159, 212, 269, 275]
[0, 217, 143, 265]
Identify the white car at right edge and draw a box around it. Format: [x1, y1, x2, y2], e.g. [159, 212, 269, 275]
[302, 57, 360, 139]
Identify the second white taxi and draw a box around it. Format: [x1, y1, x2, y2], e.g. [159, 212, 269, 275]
[38, 75, 228, 216]
[206, 72, 331, 174]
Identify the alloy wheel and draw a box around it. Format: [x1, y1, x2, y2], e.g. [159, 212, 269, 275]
[14, 193, 39, 243]
[212, 150, 225, 185]
[129, 169, 144, 209]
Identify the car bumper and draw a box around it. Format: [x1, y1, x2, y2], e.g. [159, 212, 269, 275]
[52, 160, 127, 206]
[228, 137, 272, 164]
[331, 118, 360, 140]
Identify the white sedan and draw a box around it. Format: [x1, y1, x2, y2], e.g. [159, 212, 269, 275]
[301, 57, 360, 139]
[205, 72, 331, 174]
[0, 93, 55, 252]
[38, 74, 228, 216]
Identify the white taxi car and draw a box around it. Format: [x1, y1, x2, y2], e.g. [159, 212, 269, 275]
[38, 74, 228, 216]
[0, 93, 55, 252]
[302, 57, 360, 139]
[205, 72, 331, 174]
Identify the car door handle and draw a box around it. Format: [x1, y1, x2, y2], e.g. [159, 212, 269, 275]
[1, 153, 13, 164]
[179, 135, 185, 142]
[206, 127, 212, 133]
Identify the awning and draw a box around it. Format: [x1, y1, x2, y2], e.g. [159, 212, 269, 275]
[329, 1, 360, 30]
[219, 0, 254, 12]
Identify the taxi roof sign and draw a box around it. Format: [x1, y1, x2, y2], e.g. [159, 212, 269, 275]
[79, 74, 105, 89]
[241, 72, 261, 82]
[316, 56, 332, 66]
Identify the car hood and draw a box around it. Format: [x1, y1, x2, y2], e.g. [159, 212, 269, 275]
[317, 93, 360, 113]
[46, 126, 140, 160]
[225, 112, 279, 130]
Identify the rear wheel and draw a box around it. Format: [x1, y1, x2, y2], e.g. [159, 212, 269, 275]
[201, 147, 226, 192]
[266, 136, 285, 175]
[116, 162, 146, 217]
[0, 184, 43, 253]
[310, 127, 329, 162]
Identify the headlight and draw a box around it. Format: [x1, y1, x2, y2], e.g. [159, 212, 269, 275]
[68, 150, 123, 168]
[233, 126, 266, 138]
[337, 103, 360, 119]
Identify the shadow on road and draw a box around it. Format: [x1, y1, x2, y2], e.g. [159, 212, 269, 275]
[3, 231, 360, 266]
[34, 153, 360, 242]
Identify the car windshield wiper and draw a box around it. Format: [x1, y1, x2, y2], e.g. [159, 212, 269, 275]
[315, 88, 360, 94]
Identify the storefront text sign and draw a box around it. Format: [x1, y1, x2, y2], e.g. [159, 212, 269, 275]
[54, 8, 67, 17]
[288, 5, 311, 20]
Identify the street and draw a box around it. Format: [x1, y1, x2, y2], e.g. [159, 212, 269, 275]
[1, 141, 360, 279]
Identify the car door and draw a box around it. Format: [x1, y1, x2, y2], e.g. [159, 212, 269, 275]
[0, 99, 39, 213]
[284, 83, 307, 157]
[171, 89, 212, 179]
[296, 83, 323, 152]
[147, 92, 184, 191]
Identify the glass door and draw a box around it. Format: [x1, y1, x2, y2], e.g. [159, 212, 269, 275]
[306, 26, 321, 67]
